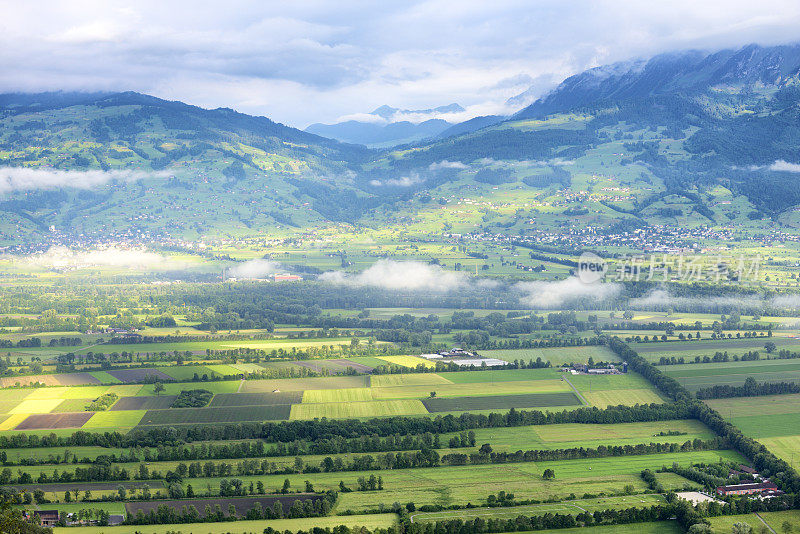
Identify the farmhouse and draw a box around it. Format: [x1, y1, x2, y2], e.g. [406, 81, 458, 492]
[716, 481, 779, 496]
[33, 510, 59, 527]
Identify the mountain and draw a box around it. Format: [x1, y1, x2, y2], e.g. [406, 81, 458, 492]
[305, 104, 465, 147]
[6, 43, 800, 248]
[364, 42, 800, 234]
[516, 43, 800, 119]
[0, 91, 374, 244]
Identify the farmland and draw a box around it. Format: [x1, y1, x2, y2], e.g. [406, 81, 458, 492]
[0, 290, 797, 534]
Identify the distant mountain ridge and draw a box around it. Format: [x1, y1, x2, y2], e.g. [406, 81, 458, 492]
[516, 43, 800, 119]
[305, 103, 465, 147]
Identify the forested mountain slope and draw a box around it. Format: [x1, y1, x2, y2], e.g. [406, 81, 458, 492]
[4, 43, 800, 245]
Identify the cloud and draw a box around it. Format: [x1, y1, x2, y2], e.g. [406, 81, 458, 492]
[770, 294, 800, 308]
[629, 289, 763, 310]
[4, 2, 800, 127]
[429, 160, 468, 170]
[227, 259, 281, 279]
[769, 160, 800, 173]
[14, 246, 178, 270]
[320, 259, 467, 291]
[369, 174, 423, 187]
[0, 167, 168, 194]
[515, 277, 622, 308]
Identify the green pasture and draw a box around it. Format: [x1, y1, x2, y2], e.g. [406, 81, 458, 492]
[84, 410, 147, 428]
[182, 450, 741, 511]
[634, 337, 800, 361]
[53, 513, 399, 534]
[411, 494, 669, 522]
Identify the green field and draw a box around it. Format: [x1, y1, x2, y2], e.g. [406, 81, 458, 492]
[422, 392, 581, 412]
[181, 450, 740, 511]
[441, 368, 562, 383]
[84, 409, 147, 428]
[706, 510, 800, 534]
[138, 405, 291, 425]
[663, 358, 800, 391]
[635, 337, 800, 362]
[411, 494, 670, 522]
[706, 394, 800, 467]
[53, 513, 399, 534]
[241, 376, 369, 392]
[302, 387, 375, 403]
[370, 373, 453, 387]
[290, 399, 428, 419]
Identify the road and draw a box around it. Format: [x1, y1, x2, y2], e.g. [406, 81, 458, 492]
[561, 375, 589, 405]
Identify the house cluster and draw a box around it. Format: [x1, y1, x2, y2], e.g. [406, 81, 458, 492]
[715, 465, 784, 498]
[561, 363, 626, 375]
[25, 510, 125, 527]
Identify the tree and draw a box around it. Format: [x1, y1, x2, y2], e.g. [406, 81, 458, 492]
[732, 523, 753, 534]
[429, 391, 437, 398]
[542, 468, 555, 480]
[765, 341, 777, 353]
[479, 443, 493, 455]
[0, 504, 51, 534]
[281, 478, 290, 494]
[153, 382, 165, 395]
[688, 525, 712, 534]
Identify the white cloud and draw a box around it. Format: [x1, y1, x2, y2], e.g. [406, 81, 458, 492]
[320, 259, 467, 291]
[515, 277, 622, 308]
[429, 160, 468, 170]
[13, 246, 179, 270]
[369, 174, 423, 187]
[769, 160, 800, 173]
[0, 167, 168, 194]
[227, 259, 281, 279]
[629, 289, 763, 309]
[769, 294, 800, 308]
[4, 1, 800, 126]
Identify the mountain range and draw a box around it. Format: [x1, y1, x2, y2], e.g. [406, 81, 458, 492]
[305, 104, 466, 147]
[3, 42, 800, 246]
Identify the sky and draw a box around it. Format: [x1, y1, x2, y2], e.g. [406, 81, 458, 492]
[2, 1, 800, 128]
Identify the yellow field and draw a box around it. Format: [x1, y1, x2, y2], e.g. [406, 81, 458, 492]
[290, 399, 428, 420]
[372, 379, 572, 400]
[0, 413, 29, 430]
[370, 373, 453, 387]
[10, 399, 64, 414]
[377, 355, 437, 368]
[302, 388, 375, 403]
[583, 389, 664, 408]
[26, 386, 110, 400]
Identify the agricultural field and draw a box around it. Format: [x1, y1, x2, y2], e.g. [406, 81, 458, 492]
[53, 513, 399, 534]
[663, 358, 800, 391]
[706, 394, 800, 468]
[634, 337, 800, 362]
[705, 510, 800, 533]
[0, 366, 666, 432]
